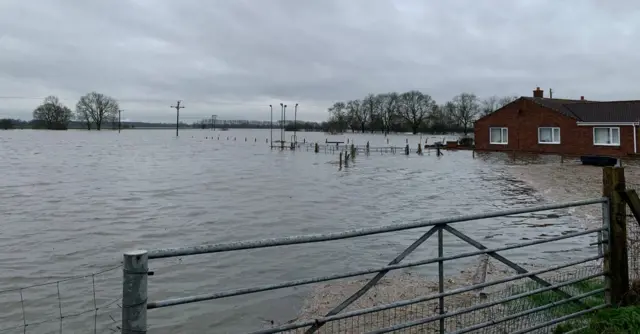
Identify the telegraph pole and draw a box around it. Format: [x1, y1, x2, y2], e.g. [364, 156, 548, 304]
[118, 109, 123, 133]
[171, 100, 184, 137]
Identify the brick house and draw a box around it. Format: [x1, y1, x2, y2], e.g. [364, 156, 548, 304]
[474, 87, 640, 157]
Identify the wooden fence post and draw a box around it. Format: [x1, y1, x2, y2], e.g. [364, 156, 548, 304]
[603, 166, 629, 306]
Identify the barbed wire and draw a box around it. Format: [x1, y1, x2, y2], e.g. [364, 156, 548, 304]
[0, 263, 123, 333]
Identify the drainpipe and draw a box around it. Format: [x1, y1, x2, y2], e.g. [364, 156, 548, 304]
[634, 123, 638, 154]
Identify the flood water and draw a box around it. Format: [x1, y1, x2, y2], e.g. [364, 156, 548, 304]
[0, 129, 602, 333]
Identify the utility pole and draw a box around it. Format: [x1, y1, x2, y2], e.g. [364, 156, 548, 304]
[211, 114, 217, 131]
[171, 100, 184, 137]
[118, 109, 123, 133]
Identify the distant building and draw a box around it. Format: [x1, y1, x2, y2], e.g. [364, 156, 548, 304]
[474, 87, 640, 157]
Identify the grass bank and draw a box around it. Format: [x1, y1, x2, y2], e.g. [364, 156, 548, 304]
[507, 276, 640, 333]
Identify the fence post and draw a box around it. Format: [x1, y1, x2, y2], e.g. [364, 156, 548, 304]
[122, 250, 148, 334]
[602, 167, 629, 306]
[437, 226, 445, 334]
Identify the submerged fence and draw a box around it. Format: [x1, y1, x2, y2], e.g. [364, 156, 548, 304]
[121, 167, 637, 334]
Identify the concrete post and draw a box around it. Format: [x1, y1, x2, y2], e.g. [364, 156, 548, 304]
[122, 250, 148, 334]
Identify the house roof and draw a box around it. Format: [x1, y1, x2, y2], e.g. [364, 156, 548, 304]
[521, 97, 640, 123]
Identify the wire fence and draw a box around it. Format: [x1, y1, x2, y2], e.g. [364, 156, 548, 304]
[624, 180, 640, 283]
[263, 266, 604, 334]
[0, 264, 123, 333]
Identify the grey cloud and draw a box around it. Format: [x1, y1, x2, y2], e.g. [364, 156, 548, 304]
[1, 0, 640, 122]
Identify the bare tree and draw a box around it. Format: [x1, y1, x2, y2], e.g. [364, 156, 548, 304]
[345, 99, 362, 133]
[328, 101, 347, 132]
[76, 106, 92, 130]
[398, 90, 435, 134]
[75, 92, 119, 131]
[498, 95, 519, 108]
[361, 94, 379, 133]
[378, 92, 399, 135]
[451, 93, 480, 136]
[32, 96, 73, 130]
[480, 96, 499, 116]
[429, 102, 456, 133]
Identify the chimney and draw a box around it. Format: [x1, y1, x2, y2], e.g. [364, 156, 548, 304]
[533, 87, 544, 98]
[580, 96, 585, 100]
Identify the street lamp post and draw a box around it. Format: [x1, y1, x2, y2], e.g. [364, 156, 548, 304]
[294, 103, 298, 144]
[269, 105, 273, 149]
[280, 103, 284, 146]
[283, 104, 287, 149]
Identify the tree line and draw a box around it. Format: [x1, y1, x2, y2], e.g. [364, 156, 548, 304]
[327, 92, 518, 135]
[1, 92, 121, 130]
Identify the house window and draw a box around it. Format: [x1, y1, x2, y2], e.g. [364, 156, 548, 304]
[490, 127, 508, 144]
[538, 127, 561, 144]
[593, 127, 620, 146]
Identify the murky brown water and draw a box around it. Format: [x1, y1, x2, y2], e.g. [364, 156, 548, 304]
[0, 130, 603, 333]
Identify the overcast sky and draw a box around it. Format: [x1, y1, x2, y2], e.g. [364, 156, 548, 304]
[1, 0, 639, 122]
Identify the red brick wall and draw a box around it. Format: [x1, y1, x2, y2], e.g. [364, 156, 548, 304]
[474, 98, 636, 156]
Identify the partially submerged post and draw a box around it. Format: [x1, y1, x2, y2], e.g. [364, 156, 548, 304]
[122, 250, 148, 334]
[602, 166, 629, 305]
[339, 151, 343, 169]
[350, 144, 356, 160]
[417, 143, 422, 155]
[366, 141, 370, 155]
[405, 144, 410, 155]
[314, 143, 319, 153]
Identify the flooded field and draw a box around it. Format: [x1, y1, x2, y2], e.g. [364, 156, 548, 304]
[0, 129, 606, 333]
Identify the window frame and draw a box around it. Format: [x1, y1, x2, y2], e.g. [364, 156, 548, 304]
[538, 127, 561, 144]
[489, 127, 508, 145]
[593, 127, 621, 146]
